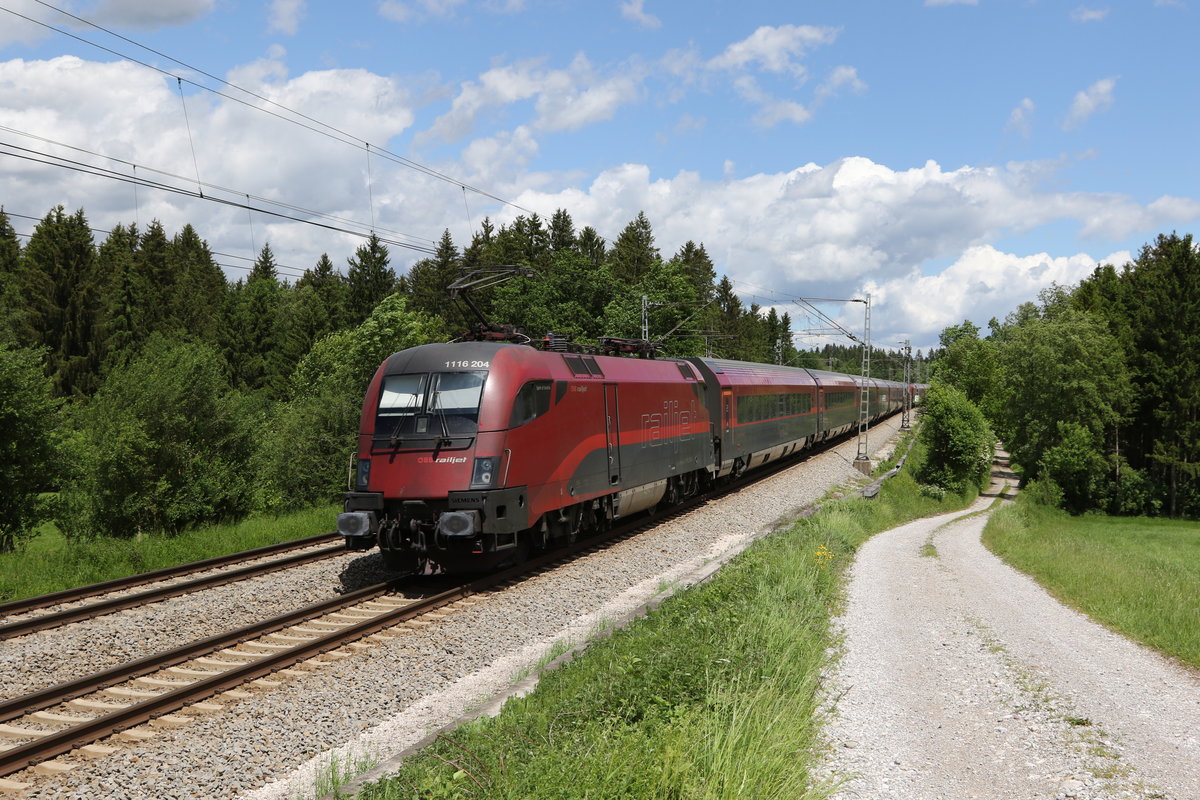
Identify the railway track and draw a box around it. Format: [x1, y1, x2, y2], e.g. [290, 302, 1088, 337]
[0, 423, 902, 788]
[0, 534, 343, 640]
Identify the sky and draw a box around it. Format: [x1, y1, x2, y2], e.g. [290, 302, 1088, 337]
[1, 0, 1198, 353]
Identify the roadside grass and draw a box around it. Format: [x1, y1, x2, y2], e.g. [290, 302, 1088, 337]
[353, 444, 976, 800]
[0, 505, 338, 603]
[983, 500, 1200, 669]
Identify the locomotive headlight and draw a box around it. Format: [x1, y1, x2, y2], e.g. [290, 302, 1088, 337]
[355, 458, 371, 491]
[470, 457, 498, 489]
[337, 511, 374, 538]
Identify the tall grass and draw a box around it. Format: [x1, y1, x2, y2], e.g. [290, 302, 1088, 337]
[354, 443, 973, 800]
[983, 499, 1200, 669]
[0, 505, 338, 603]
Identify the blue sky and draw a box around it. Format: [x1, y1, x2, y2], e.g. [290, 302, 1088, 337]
[2, 0, 1198, 351]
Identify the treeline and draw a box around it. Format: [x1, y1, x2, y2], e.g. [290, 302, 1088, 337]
[0, 205, 925, 550]
[933, 232, 1200, 518]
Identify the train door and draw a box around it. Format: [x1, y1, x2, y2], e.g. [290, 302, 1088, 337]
[604, 383, 621, 486]
[722, 389, 734, 453]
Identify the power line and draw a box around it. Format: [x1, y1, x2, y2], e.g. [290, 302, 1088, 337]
[0, 142, 440, 255]
[4, 1, 537, 216]
[0, 122, 437, 249]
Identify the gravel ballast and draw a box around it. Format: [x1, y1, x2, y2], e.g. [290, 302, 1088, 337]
[11, 418, 904, 800]
[818, 492, 1200, 800]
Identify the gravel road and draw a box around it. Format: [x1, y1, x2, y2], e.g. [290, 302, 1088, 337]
[818, 468, 1200, 799]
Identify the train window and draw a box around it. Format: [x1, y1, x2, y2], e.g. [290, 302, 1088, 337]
[376, 374, 428, 437]
[428, 372, 487, 431]
[510, 381, 553, 428]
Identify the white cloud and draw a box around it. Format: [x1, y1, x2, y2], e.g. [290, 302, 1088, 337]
[420, 56, 645, 143]
[861, 246, 1101, 340]
[378, 0, 467, 22]
[269, 0, 306, 35]
[620, 0, 660, 29]
[1006, 97, 1035, 138]
[1063, 76, 1117, 130]
[1070, 5, 1110, 21]
[816, 65, 866, 99]
[708, 24, 838, 78]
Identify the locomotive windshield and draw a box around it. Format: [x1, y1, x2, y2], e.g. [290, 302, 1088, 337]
[376, 371, 486, 439]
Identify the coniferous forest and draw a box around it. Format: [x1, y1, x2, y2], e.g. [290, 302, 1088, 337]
[0, 205, 930, 551]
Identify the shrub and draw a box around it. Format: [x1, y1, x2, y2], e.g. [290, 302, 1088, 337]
[57, 336, 254, 538]
[917, 382, 995, 494]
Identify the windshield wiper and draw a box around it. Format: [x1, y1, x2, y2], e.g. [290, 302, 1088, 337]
[429, 385, 451, 445]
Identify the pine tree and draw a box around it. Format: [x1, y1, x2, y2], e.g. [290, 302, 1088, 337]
[671, 240, 716, 301]
[0, 210, 22, 344]
[169, 224, 226, 343]
[12, 206, 102, 396]
[345, 233, 396, 324]
[608, 211, 660, 285]
[95, 223, 142, 371]
[549, 208, 577, 254]
[577, 226, 607, 267]
[134, 220, 173, 337]
[296, 252, 349, 332]
[406, 229, 461, 320]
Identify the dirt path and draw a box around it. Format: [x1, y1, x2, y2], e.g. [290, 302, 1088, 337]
[817, 462, 1200, 800]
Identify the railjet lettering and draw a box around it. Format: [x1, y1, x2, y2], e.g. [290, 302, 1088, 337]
[640, 400, 696, 447]
[417, 456, 468, 464]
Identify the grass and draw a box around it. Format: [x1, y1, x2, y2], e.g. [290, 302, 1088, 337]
[982, 499, 1200, 669]
[351, 442, 976, 800]
[0, 505, 338, 603]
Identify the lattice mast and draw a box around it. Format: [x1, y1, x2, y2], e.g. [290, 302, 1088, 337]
[854, 294, 872, 462]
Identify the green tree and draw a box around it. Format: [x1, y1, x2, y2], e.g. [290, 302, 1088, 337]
[577, 226, 607, 267]
[259, 294, 446, 508]
[0, 345, 59, 551]
[549, 208, 577, 254]
[917, 383, 995, 493]
[670, 240, 716, 302]
[57, 336, 255, 538]
[992, 303, 1129, 511]
[933, 320, 998, 412]
[168, 224, 226, 342]
[607, 211, 660, 285]
[94, 223, 142, 370]
[0, 210, 20, 344]
[406, 229, 461, 320]
[345, 233, 396, 324]
[295, 252, 349, 331]
[11, 206, 102, 396]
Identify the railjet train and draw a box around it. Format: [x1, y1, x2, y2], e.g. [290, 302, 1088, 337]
[337, 342, 915, 573]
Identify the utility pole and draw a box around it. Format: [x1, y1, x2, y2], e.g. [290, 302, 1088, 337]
[855, 294, 872, 463]
[901, 339, 912, 430]
[775, 337, 783, 365]
[641, 295, 649, 341]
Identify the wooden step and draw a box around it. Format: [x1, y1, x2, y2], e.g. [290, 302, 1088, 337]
[134, 676, 192, 689]
[165, 666, 220, 678]
[194, 657, 245, 669]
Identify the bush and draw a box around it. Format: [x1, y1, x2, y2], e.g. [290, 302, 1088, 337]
[258, 294, 445, 509]
[57, 336, 255, 538]
[0, 345, 59, 551]
[917, 382, 995, 494]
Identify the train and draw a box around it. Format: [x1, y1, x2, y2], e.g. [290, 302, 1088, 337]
[336, 341, 921, 573]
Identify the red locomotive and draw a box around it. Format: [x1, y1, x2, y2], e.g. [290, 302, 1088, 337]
[337, 341, 913, 573]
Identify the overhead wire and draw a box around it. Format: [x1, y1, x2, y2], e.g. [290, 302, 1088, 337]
[0, 143, 439, 255]
[7, 1, 537, 215]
